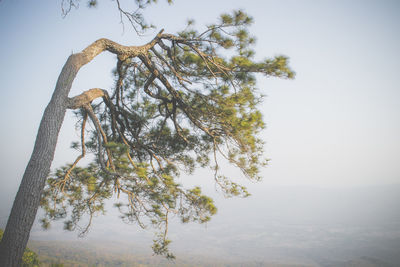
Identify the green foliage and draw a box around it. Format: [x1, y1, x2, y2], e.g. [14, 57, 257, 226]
[21, 248, 40, 267]
[87, 0, 97, 8]
[0, 229, 40, 267]
[41, 9, 294, 258]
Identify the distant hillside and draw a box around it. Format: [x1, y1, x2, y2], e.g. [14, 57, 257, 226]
[27, 185, 400, 266]
[28, 239, 396, 267]
[29, 240, 313, 267]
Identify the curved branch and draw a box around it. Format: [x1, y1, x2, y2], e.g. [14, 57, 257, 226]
[54, 111, 88, 193]
[78, 29, 164, 65]
[68, 88, 108, 109]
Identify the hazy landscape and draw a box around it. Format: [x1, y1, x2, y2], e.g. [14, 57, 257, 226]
[1, 1, 399, 266]
[23, 184, 400, 266]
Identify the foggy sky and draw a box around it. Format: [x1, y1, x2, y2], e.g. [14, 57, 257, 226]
[0, 0, 399, 224]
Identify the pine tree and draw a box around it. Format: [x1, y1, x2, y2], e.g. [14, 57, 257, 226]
[40, 10, 294, 258]
[0, 4, 294, 265]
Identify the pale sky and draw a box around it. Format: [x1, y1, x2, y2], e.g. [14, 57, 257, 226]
[0, 0, 400, 221]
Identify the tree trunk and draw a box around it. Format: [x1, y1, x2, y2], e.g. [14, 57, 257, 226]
[0, 53, 83, 266]
[0, 35, 161, 266]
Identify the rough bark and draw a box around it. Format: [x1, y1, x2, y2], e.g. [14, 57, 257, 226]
[0, 33, 162, 266]
[0, 54, 81, 266]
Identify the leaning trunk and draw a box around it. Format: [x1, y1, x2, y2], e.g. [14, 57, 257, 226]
[0, 54, 82, 266]
[0, 35, 161, 266]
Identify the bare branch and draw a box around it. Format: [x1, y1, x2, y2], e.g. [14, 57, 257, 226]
[68, 88, 108, 109]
